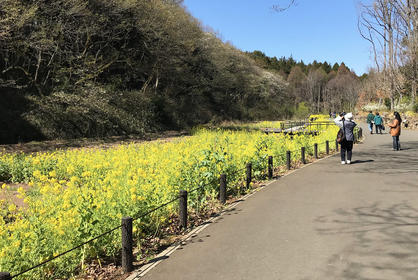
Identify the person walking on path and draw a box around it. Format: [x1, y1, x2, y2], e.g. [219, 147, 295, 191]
[366, 111, 374, 134]
[374, 112, 383, 134]
[388, 111, 402, 151]
[335, 112, 357, 164]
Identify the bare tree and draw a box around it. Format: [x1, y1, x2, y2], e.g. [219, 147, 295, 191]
[272, 0, 297, 12]
[287, 65, 307, 107]
[359, 0, 417, 108]
[358, 0, 399, 109]
[306, 68, 327, 113]
[325, 66, 359, 112]
[392, 0, 417, 105]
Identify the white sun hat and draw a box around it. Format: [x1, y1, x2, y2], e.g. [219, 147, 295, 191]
[345, 112, 353, 120]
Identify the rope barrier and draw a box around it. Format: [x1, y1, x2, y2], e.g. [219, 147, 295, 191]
[187, 182, 213, 195]
[11, 181, 215, 278]
[11, 224, 122, 278]
[132, 196, 181, 222]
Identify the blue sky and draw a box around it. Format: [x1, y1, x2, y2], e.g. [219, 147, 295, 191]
[183, 0, 373, 75]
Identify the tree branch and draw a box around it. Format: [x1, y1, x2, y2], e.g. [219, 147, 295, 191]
[272, 0, 297, 12]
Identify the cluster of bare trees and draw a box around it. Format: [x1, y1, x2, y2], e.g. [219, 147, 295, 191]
[287, 63, 360, 114]
[359, 0, 417, 109]
[270, 1, 362, 113]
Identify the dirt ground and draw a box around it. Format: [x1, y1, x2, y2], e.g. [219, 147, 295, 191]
[0, 130, 189, 154]
[0, 182, 30, 208]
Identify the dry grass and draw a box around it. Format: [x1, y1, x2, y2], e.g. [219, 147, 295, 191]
[0, 131, 189, 154]
[0, 182, 30, 208]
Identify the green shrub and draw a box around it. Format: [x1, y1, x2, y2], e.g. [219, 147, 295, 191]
[9, 154, 33, 183]
[384, 98, 391, 110]
[0, 159, 11, 182]
[295, 102, 310, 119]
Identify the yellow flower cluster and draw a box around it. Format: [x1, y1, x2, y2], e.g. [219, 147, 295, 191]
[309, 114, 331, 122]
[247, 121, 283, 129]
[0, 125, 338, 278]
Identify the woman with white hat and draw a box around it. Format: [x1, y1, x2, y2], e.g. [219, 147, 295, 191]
[334, 112, 357, 164]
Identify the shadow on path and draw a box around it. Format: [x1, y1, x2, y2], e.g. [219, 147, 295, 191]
[350, 159, 374, 164]
[336, 140, 418, 175]
[316, 202, 418, 280]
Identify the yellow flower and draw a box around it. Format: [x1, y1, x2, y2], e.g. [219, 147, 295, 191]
[17, 187, 25, 195]
[0, 123, 341, 278]
[67, 165, 75, 174]
[8, 204, 17, 212]
[82, 171, 91, 177]
[33, 170, 41, 178]
[70, 176, 78, 183]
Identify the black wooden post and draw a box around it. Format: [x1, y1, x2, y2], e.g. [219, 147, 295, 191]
[122, 217, 134, 273]
[246, 163, 252, 190]
[326, 141, 330, 155]
[219, 174, 226, 204]
[301, 147, 306, 164]
[286, 151, 291, 170]
[179, 190, 188, 229]
[336, 139, 339, 152]
[314, 143, 318, 159]
[268, 156, 273, 179]
[0, 273, 11, 280]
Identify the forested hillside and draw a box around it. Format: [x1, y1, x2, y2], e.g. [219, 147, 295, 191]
[247, 51, 361, 115]
[0, 0, 359, 144]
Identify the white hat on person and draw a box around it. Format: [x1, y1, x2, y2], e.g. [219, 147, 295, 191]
[345, 112, 353, 120]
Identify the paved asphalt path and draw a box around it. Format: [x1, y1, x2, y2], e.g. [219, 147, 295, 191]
[139, 126, 418, 280]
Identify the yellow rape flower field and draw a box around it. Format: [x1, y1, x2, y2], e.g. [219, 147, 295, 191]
[0, 117, 339, 279]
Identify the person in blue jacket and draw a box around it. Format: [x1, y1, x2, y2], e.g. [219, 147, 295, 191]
[374, 112, 383, 134]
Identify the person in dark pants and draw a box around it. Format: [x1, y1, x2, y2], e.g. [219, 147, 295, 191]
[366, 111, 374, 134]
[388, 111, 402, 150]
[335, 112, 357, 164]
[341, 140, 354, 164]
[374, 112, 383, 134]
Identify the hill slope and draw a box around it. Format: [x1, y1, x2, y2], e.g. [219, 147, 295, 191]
[0, 0, 290, 143]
